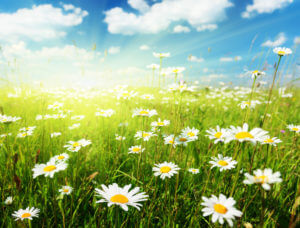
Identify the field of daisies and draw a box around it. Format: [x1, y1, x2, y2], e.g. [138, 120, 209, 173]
[1, 48, 299, 227]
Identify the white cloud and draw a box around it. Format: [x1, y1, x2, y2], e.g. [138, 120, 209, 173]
[220, 56, 242, 62]
[242, 0, 293, 18]
[294, 36, 300, 44]
[108, 46, 120, 54]
[0, 4, 88, 42]
[128, 0, 150, 13]
[188, 55, 204, 62]
[196, 24, 217, 32]
[261, 32, 287, 47]
[139, 45, 150, 50]
[104, 0, 233, 35]
[201, 74, 226, 83]
[173, 25, 191, 33]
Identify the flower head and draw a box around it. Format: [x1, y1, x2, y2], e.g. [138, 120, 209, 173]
[273, 47, 292, 56]
[152, 162, 180, 180]
[209, 154, 237, 171]
[12, 207, 40, 221]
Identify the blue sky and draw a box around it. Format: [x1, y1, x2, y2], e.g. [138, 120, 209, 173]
[0, 0, 299, 87]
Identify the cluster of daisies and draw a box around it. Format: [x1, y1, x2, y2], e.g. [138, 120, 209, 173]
[206, 123, 285, 146]
[0, 114, 21, 124]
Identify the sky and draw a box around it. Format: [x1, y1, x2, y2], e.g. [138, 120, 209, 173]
[0, 0, 299, 88]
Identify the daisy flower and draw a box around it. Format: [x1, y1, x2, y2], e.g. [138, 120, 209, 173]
[135, 131, 155, 141]
[251, 70, 265, 79]
[0, 114, 21, 124]
[115, 134, 126, 141]
[95, 109, 115, 117]
[128, 145, 145, 154]
[50, 153, 69, 164]
[243, 168, 282, 190]
[48, 102, 63, 110]
[206, 126, 228, 144]
[188, 168, 199, 174]
[116, 91, 137, 100]
[51, 132, 61, 138]
[132, 108, 157, 117]
[32, 160, 67, 178]
[64, 139, 91, 152]
[287, 124, 300, 133]
[17, 131, 34, 138]
[225, 123, 268, 144]
[152, 162, 180, 180]
[68, 123, 80, 130]
[164, 134, 178, 148]
[273, 47, 292, 56]
[260, 136, 282, 146]
[4, 196, 13, 205]
[1, 133, 12, 138]
[141, 94, 154, 100]
[175, 135, 191, 146]
[201, 194, 242, 227]
[151, 118, 170, 127]
[153, 52, 170, 58]
[181, 127, 199, 141]
[12, 207, 40, 221]
[209, 154, 237, 171]
[71, 115, 85, 121]
[19, 126, 36, 132]
[95, 183, 148, 211]
[239, 100, 261, 109]
[59, 186, 73, 195]
[146, 63, 159, 70]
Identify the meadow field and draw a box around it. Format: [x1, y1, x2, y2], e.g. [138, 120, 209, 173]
[0, 48, 299, 228]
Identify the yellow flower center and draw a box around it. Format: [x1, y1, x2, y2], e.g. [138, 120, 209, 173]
[132, 147, 141, 152]
[72, 142, 80, 147]
[187, 132, 195, 137]
[43, 165, 56, 172]
[292, 127, 298, 131]
[214, 132, 222, 139]
[3, 119, 7, 122]
[168, 140, 174, 144]
[253, 70, 258, 74]
[214, 204, 227, 214]
[217, 160, 228, 166]
[278, 51, 285, 55]
[63, 189, 69, 193]
[173, 69, 179, 73]
[254, 175, 268, 183]
[264, 139, 274, 143]
[22, 133, 27, 137]
[235, 132, 254, 139]
[122, 93, 130, 97]
[157, 122, 165, 126]
[142, 133, 150, 137]
[110, 194, 129, 204]
[245, 102, 250, 105]
[160, 166, 171, 173]
[179, 137, 187, 142]
[139, 110, 149, 115]
[21, 213, 31, 218]
[192, 169, 197, 172]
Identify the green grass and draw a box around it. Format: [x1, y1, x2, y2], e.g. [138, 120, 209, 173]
[0, 85, 299, 227]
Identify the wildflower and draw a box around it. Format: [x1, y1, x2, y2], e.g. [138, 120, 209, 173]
[48, 102, 63, 110]
[0, 114, 21, 124]
[51, 132, 61, 138]
[64, 139, 91, 152]
[201, 194, 242, 227]
[128, 145, 144, 154]
[132, 108, 157, 117]
[151, 118, 170, 127]
[206, 126, 228, 144]
[12, 207, 40, 221]
[4, 196, 13, 205]
[188, 168, 199, 174]
[243, 168, 282, 190]
[153, 162, 180, 180]
[95, 183, 148, 211]
[59, 186, 73, 195]
[273, 47, 292, 56]
[225, 123, 268, 144]
[32, 160, 67, 178]
[95, 109, 115, 117]
[69, 123, 80, 130]
[287, 124, 300, 133]
[153, 52, 170, 58]
[251, 70, 265, 79]
[115, 134, 126, 141]
[260, 136, 282, 146]
[19, 126, 36, 132]
[146, 63, 159, 70]
[175, 135, 191, 146]
[135, 131, 155, 141]
[239, 100, 261, 109]
[116, 91, 137, 100]
[71, 115, 85, 121]
[50, 153, 69, 164]
[1, 133, 12, 138]
[181, 127, 199, 141]
[17, 131, 34, 138]
[164, 134, 178, 148]
[141, 94, 154, 100]
[209, 154, 237, 171]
